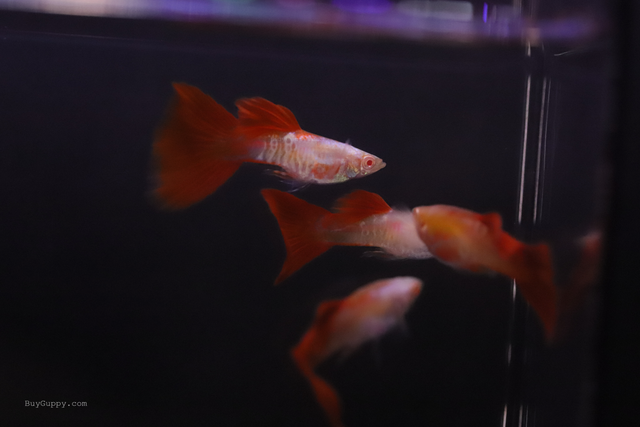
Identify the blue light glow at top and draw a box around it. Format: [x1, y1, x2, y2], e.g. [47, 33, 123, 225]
[332, 0, 391, 14]
[0, 0, 603, 43]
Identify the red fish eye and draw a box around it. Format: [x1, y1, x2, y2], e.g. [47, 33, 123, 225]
[364, 157, 375, 169]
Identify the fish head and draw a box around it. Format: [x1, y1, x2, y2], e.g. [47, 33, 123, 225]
[354, 152, 386, 178]
[412, 205, 472, 243]
[413, 205, 499, 267]
[413, 205, 498, 239]
[387, 276, 423, 301]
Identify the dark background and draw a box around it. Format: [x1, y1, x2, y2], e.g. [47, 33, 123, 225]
[597, 1, 640, 426]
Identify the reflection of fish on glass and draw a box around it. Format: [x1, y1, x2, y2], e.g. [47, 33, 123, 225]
[412, 204, 557, 339]
[292, 276, 423, 427]
[261, 189, 432, 284]
[262, 188, 558, 338]
[555, 230, 602, 341]
[151, 83, 385, 208]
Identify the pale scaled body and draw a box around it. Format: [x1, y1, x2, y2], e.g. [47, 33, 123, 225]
[318, 277, 424, 360]
[251, 130, 381, 184]
[322, 210, 432, 259]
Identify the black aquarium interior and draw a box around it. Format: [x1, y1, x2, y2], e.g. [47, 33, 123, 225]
[1, 1, 638, 426]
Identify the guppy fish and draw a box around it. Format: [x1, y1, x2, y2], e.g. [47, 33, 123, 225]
[152, 83, 385, 208]
[261, 189, 431, 284]
[292, 276, 423, 427]
[412, 205, 557, 339]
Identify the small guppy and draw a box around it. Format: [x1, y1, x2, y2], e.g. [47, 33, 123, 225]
[152, 83, 385, 208]
[292, 276, 423, 427]
[261, 189, 432, 284]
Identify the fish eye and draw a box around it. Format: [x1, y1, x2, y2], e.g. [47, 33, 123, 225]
[362, 156, 376, 170]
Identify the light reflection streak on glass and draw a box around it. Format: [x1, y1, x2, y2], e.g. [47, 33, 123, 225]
[519, 404, 525, 427]
[483, 3, 487, 23]
[517, 74, 532, 225]
[518, 404, 532, 427]
[533, 78, 550, 224]
[502, 404, 508, 427]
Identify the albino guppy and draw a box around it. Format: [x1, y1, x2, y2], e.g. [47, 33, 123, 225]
[153, 83, 385, 208]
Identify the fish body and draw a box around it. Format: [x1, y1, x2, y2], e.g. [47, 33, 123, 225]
[292, 276, 423, 427]
[153, 83, 385, 208]
[322, 209, 429, 258]
[252, 131, 381, 184]
[261, 189, 431, 284]
[412, 204, 557, 339]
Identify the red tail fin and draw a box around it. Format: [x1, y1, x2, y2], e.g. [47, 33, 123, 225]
[292, 344, 345, 427]
[261, 189, 333, 284]
[510, 242, 558, 340]
[152, 83, 245, 209]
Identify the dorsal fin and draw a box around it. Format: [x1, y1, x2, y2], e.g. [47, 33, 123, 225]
[322, 190, 392, 229]
[479, 212, 503, 233]
[334, 190, 393, 216]
[235, 97, 301, 139]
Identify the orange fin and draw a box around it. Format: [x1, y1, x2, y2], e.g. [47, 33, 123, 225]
[307, 371, 345, 427]
[510, 242, 558, 340]
[261, 189, 333, 284]
[236, 97, 301, 139]
[323, 190, 393, 229]
[152, 83, 244, 209]
[292, 346, 345, 427]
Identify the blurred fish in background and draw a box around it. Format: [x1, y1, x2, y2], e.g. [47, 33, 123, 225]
[292, 276, 423, 427]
